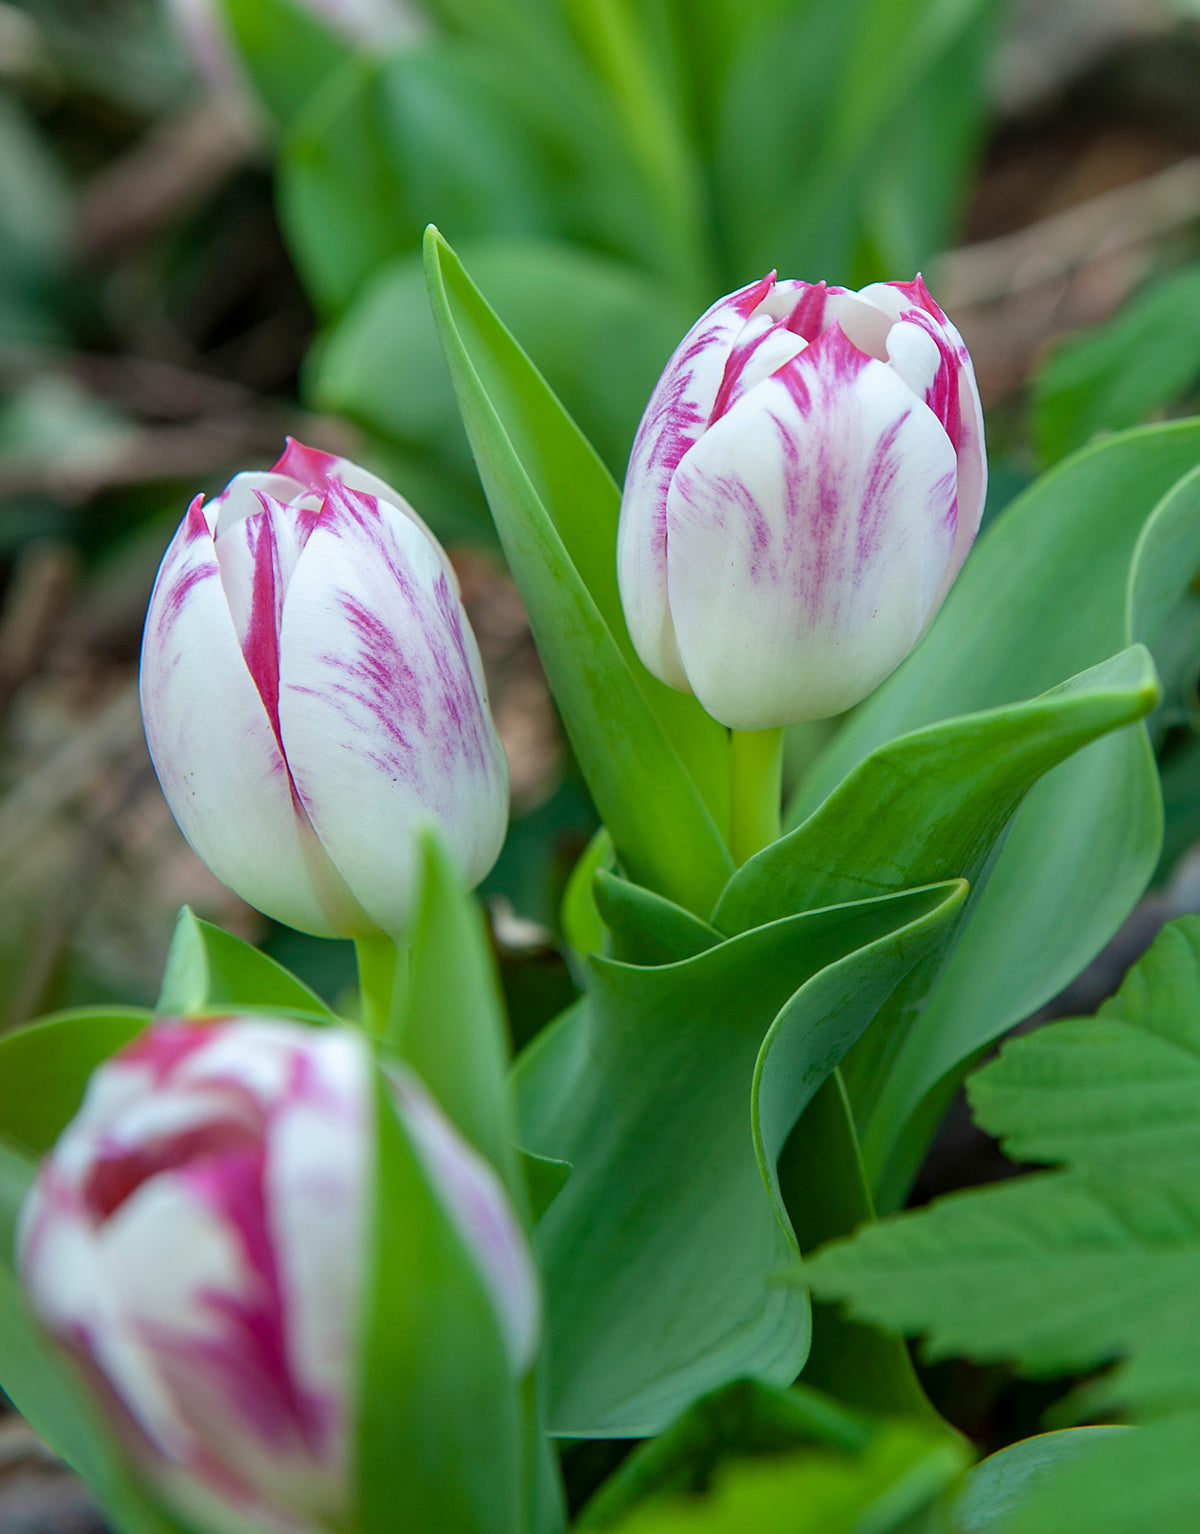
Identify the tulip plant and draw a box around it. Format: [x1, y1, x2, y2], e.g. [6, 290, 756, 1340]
[0, 225, 1198, 1534]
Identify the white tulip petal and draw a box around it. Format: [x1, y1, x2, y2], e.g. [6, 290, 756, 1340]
[272, 437, 459, 590]
[277, 484, 509, 933]
[618, 273, 778, 688]
[267, 1031, 369, 1406]
[139, 500, 334, 935]
[665, 326, 958, 729]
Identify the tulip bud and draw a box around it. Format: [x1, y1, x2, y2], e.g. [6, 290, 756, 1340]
[140, 440, 509, 938]
[617, 274, 987, 730]
[18, 1018, 539, 1534]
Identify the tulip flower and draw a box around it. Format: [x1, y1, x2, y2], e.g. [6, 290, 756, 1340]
[140, 440, 509, 938]
[617, 273, 987, 731]
[19, 1018, 539, 1534]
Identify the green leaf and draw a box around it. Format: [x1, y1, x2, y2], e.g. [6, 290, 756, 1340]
[1006, 1416, 1200, 1534]
[220, 0, 353, 130]
[954, 1427, 1129, 1532]
[355, 1071, 525, 1534]
[561, 829, 613, 960]
[394, 834, 518, 1197]
[592, 868, 721, 965]
[715, 0, 999, 280]
[0, 1008, 150, 1158]
[516, 880, 963, 1435]
[424, 228, 733, 916]
[967, 915, 1200, 1176]
[577, 1377, 873, 1528]
[605, 1421, 966, 1534]
[157, 906, 334, 1019]
[1034, 265, 1200, 467]
[282, 45, 556, 313]
[792, 421, 1200, 1204]
[312, 239, 698, 478]
[805, 917, 1200, 1418]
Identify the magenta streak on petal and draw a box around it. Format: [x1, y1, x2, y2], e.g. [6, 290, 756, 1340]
[149, 1144, 335, 1458]
[271, 437, 344, 491]
[853, 413, 909, 572]
[887, 274, 947, 325]
[85, 1119, 262, 1222]
[902, 312, 963, 453]
[237, 502, 287, 751]
[785, 281, 828, 342]
[154, 501, 218, 637]
[734, 271, 776, 318]
[118, 1022, 221, 1084]
[709, 317, 793, 424]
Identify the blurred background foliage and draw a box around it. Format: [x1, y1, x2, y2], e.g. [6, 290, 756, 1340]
[6, 0, 1200, 1520]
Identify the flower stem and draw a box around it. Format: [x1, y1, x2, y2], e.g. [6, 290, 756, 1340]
[729, 727, 785, 865]
[353, 933, 407, 1042]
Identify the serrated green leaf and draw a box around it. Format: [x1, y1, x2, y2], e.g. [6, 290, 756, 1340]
[791, 421, 1200, 1204]
[157, 907, 334, 1019]
[424, 228, 732, 915]
[517, 880, 963, 1435]
[807, 917, 1200, 1443]
[967, 918, 1200, 1174]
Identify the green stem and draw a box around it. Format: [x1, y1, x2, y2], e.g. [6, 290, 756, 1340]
[353, 933, 407, 1042]
[729, 727, 784, 865]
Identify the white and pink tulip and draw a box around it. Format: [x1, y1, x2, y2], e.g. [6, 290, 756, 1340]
[18, 1018, 539, 1534]
[139, 440, 509, 938]
[616, 274, 987, 730]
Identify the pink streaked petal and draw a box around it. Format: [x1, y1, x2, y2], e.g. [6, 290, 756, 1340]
[267, 1038, 368, 1413]
[664, 340, 958, 729]
[273, 438, 458, 592]
[140, 515, 334, 937]
[211, 474, 309, 539]
[277, 487, 508, 933]
[709, 314, 808, 424]
[617, 274, 780, 689]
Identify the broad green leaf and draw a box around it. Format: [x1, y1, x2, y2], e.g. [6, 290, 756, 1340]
[220, 0, 352, 130]
[394, 834, 518, 1198]
[791, 421, 1200, 1203]
[1034, 265, 1200, 466]
[157, 906, 334, 1019]
[966, 917, 1200, 1174]
[0, 1142, 192, 1534]
[282, 45, 556, 313]
[606, 1421, 966, 1534]
[1007, 1416, 1200, 1534]
[424, 229, 732, 915]
[561, 829, 613, 960]
[592, 868, 721, 964]
[312, 239, 697, 478]
[577, 1377, 872, 1528]
[356, 1071, 525, 1534]
[955, 1428, 1129, 1532]
[516, 880, 963, 1435]
[0, 1008, 149, 1158]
